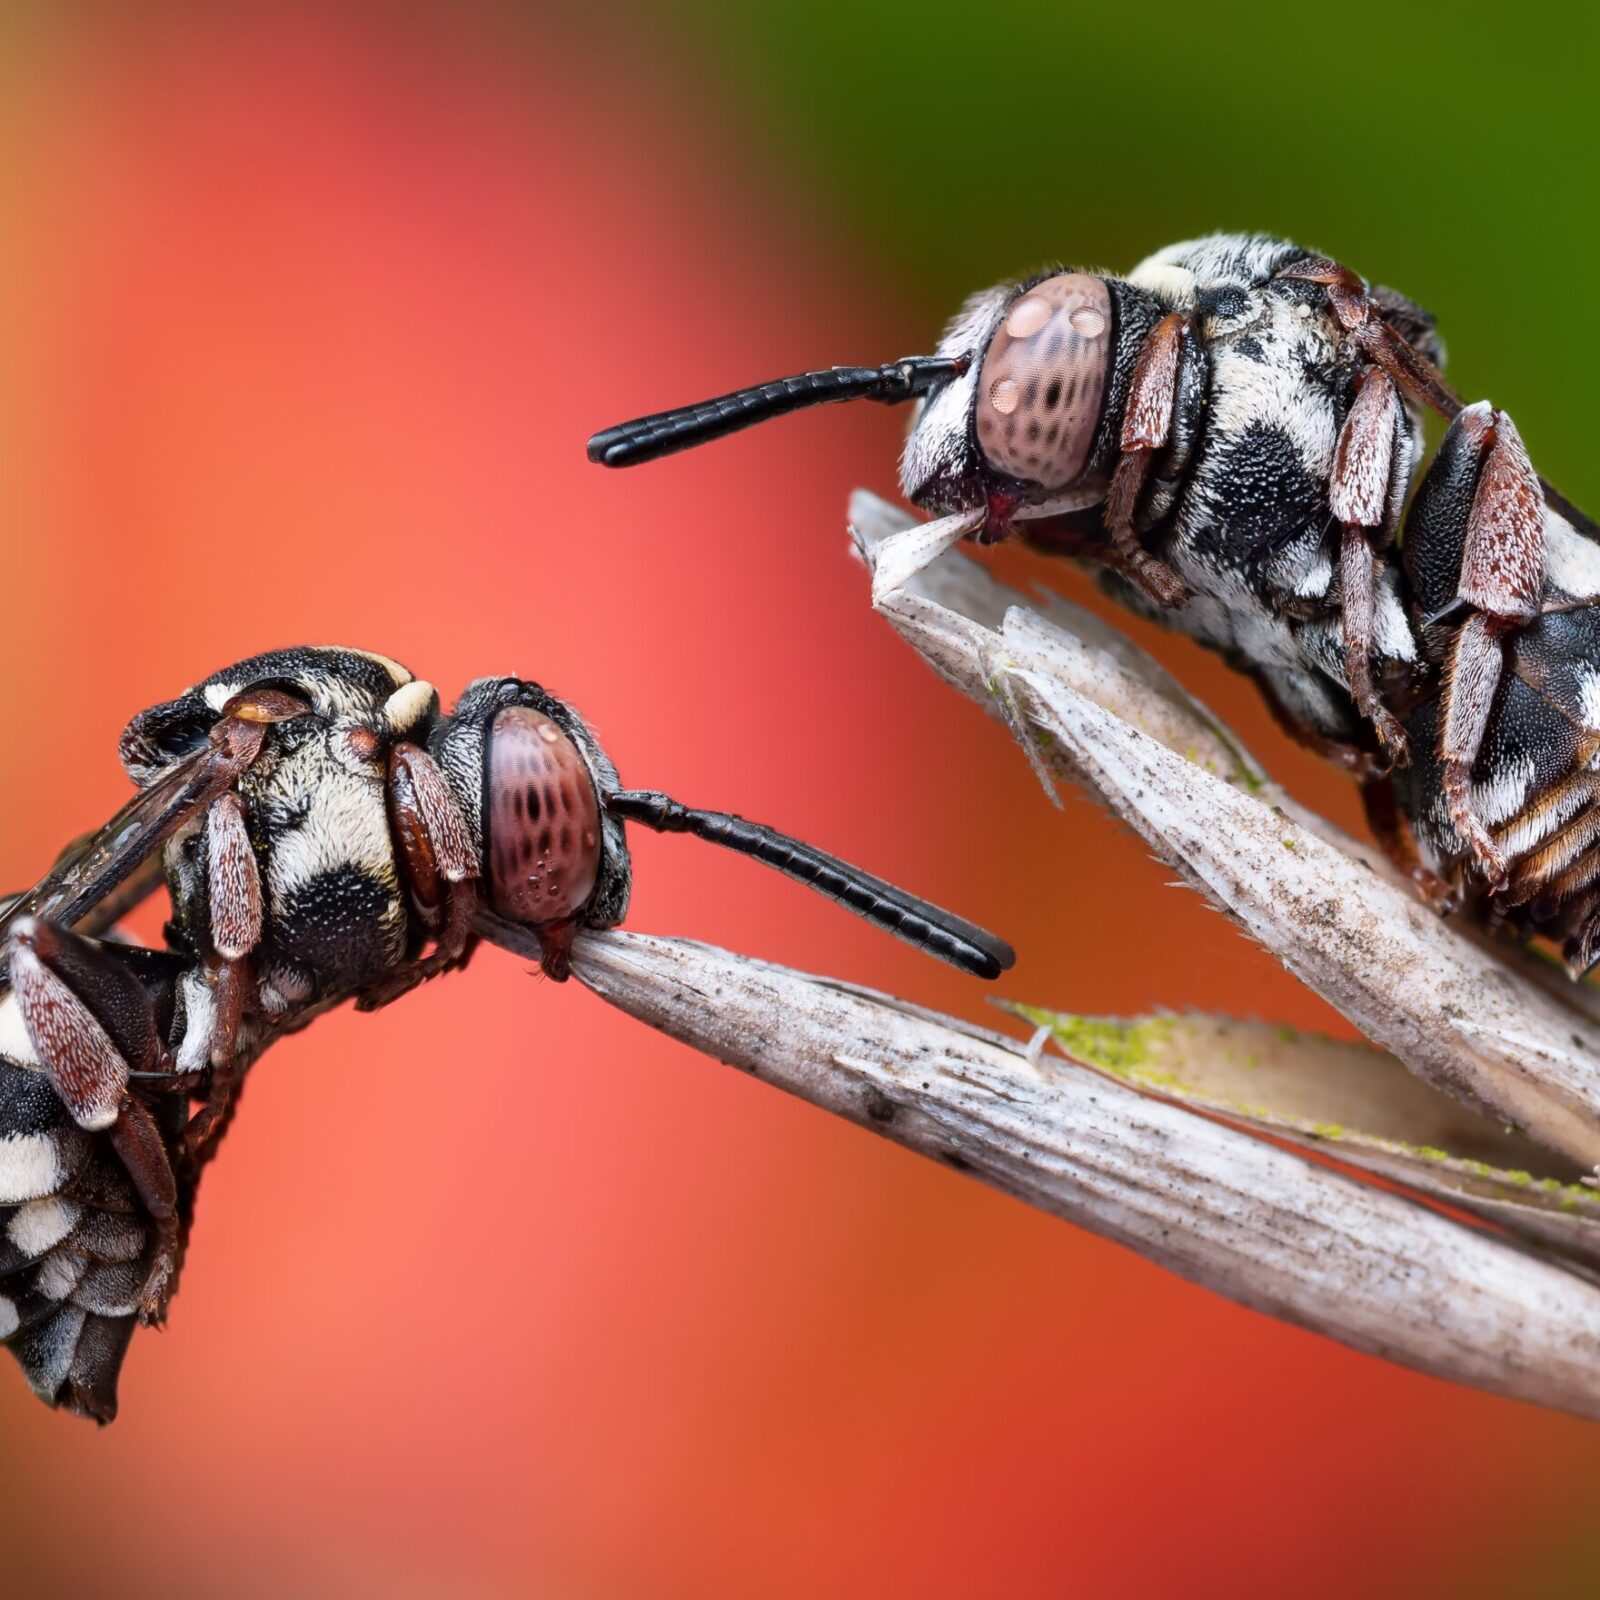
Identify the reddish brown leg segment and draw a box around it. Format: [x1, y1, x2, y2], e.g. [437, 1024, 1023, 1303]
[182, 789, 267, 1163]
[1104, 313, 1191, 608]
[1278, 256, 1462, 418]
[1277, 255, 1600, 548]
[7, 919, 182, 1321]
[360, 744, 481, 1011]
[183, 958, 257, 1163]
[1360, 774, 1455, 910]
[106, 1093, 180, 1321]
[537, 917, 579, 983]
[1437, 410, 1545, 887]
[206, 790, 261, 964]
[1338, 527, 1408, 762]
[1331, 367, 1409, 762]
[1442, 614, 1513, 887]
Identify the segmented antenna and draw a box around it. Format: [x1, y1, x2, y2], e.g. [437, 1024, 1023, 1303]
[604, 789, 1014, 979]
[586, 356, 968, 468]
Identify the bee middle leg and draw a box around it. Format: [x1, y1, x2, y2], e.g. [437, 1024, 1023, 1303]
[182, 790, 265, 1162]
[1277, 255, 1462, 420]
[1330, 366, 1410, 763]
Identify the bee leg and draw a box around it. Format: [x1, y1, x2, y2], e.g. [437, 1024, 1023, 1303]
[6, 918, 181, 1323]
[1359, 773, 1457, 911]
[1250, 667, 1377, 774]
[536, 917, 579, 982]
[1277, 256, 1462, 419]
[183, 791, 264, 1162]
[1103, 313, 1192, 608]
[105, 1097, 180, 1322]
[1331, 368, 1410, 764]
[1422, 407, 1545, 890]
[358, 744, 481, 1012]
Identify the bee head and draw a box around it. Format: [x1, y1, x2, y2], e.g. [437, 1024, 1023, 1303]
[900, 273, 1123, 522]
[585, 268, 1163, 544]
[440, 684, 1014, 984]
[428, 678, 632, 940]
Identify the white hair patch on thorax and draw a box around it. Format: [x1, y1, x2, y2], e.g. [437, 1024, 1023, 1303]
[383, 680, 436, 737]
[1207, 330, 1338, 476]
[263, 761, 395, 901]
[0, 1295, 17, 1339]
[1125, 259, 1196, 308]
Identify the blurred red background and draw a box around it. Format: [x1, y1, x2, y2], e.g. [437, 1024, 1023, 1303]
[1, 9, 1597, 1597]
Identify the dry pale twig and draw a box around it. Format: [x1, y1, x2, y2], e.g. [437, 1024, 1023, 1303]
[853, 489, 1600, 1172]
[542, 926, 1600, 1420]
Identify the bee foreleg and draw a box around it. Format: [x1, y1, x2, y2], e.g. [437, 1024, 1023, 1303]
[358, 744, 481, 1011]
[1103, 313, 1192, 609]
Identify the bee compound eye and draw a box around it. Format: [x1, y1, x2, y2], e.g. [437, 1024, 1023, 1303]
[974, 272, 1112, 491]
[486, 706, 602, 926]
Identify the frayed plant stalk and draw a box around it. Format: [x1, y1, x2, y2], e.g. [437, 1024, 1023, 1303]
[539, 926, 1600, 1421]
[852, 489, 1600, 1171]
[1004, 1007, 1600, 1280]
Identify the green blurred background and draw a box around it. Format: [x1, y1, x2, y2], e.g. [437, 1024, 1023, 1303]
[666, 0, 1595, 489]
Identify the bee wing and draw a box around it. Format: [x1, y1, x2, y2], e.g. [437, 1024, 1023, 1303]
[0, 730, 262, 959]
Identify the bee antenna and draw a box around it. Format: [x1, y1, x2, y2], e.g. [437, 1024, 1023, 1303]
[603, 788, 1014, 980]
[586, 355, 968, 468]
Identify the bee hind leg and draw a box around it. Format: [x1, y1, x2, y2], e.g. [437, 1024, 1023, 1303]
[6, 918, 181, 1324]
[1359, 772, 1457, 911]
[1404, 404, 1546, 890]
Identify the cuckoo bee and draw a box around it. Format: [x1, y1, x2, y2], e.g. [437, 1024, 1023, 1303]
[0, 647, 1012, 1421]
[588, 233, 1600, 970]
